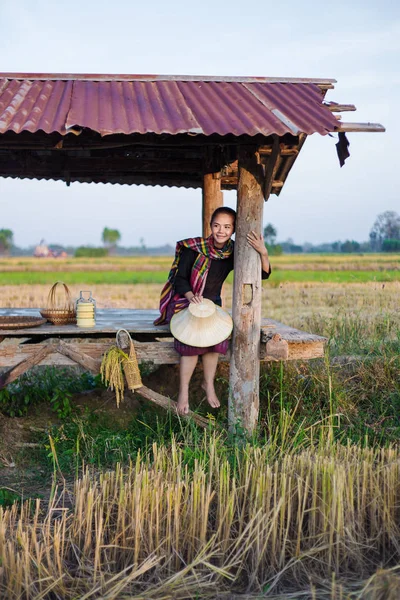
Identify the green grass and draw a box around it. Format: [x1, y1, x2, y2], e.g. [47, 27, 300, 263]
[269, 270, 400, 284]
[0, 367, 98, 417]
[1, 284, 399, 600]
[0, 271, 170, 285]
[10, 317, 398, 475]
[1, 269, 399, 285]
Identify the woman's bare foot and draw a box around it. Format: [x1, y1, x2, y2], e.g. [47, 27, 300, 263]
[201, 382, 220, 409]
[177, 391, 190, 415]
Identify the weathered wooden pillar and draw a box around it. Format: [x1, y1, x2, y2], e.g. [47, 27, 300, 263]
[202, 173, 223, 238]
[229, 146, 264, 434]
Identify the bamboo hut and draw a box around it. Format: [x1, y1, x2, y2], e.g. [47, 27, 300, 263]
[0, 73, 385, 432]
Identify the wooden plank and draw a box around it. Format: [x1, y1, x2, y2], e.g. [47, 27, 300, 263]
[0, 312, 324, 340]
[0, 313, 327, 371]
[0, 308, 171, 335]
[280, 341, 324, 360]
[0, 337, 325, 369]
[202, 171, 223, 237]
[259, 147, 298, 156]
[265, 334, 289, 361]
[0, 343, 54, 388]
[335, 122, 385, 133]
[1, 73, 337, 84]
[136, 386, 209, 428]
[221, 177, 283, 191]
[0, 309, 162, 318]
[261, 320, 326, 344]
[229, 146, 264, 434]
[0, 339, 177, 367]
[324, 103, 356, 112]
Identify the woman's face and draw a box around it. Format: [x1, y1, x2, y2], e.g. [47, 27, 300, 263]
[211, 213, 235, 248]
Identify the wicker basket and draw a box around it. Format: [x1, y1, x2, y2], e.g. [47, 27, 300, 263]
[0, 316, 47, 330]
[40, 282, 76, 325]
[116, 329, 142, 391]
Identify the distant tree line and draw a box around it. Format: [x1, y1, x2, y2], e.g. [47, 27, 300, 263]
[2, 212, 400, 256]
[265, 211, 400, 254]
[369, 211, 400, 251]
[74, 228, 174, 257]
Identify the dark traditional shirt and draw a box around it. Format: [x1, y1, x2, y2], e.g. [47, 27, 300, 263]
[174, 246, 271, 305]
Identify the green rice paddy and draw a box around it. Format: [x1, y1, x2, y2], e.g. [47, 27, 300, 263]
[0, 269, 399, 285]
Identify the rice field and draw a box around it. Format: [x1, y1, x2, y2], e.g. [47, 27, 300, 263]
[2, 438, 400, 599]
[1, 254, 399, 286]
[1, 280, 399, 333]
[1, 253, 400, 272]
[2, 269, 400, 285]
[1, 256, 400, 599]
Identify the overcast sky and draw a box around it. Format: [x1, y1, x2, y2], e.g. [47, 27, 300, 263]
[0, 0, 398, 248]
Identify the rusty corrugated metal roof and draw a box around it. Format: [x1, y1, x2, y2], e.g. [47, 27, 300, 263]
[0, 73, 339, 138]
[0, 78, 73, 135]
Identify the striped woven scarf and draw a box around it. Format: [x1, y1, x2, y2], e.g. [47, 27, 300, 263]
[154, 235, 233, 325]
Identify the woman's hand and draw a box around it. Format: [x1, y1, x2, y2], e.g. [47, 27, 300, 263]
[185, 291, 203, 304]
[247, 231, 268, 257]
[247, 230, 271, 273]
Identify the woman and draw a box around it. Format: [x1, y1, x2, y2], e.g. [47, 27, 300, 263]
[154, 207, 271, 415]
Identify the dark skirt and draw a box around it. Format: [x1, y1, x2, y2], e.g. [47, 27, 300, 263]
[166, 295, 230, 357]
[174, 338, 230, 357]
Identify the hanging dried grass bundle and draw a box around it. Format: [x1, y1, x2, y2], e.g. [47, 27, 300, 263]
[100, 346, 125, 407]
[100, 330, 142, 407]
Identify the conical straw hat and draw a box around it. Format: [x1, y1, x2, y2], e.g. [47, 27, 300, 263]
[170, 299, 233, 347]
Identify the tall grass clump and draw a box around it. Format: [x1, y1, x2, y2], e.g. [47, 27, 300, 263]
[259, 350, 400, 446]
[1, 435, 400, 599]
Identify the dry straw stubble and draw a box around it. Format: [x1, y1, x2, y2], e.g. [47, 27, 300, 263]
[1, 437, 400, 599]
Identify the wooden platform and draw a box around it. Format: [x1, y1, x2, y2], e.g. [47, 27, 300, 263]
[0, 309, 326, 389]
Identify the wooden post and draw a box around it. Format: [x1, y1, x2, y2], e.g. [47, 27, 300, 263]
[202, 173, 223, 238]
[229, 146, 265, 434]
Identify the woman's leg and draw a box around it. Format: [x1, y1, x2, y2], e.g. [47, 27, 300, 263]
[201, 352, 220, 408]
[177, 355, 199, 415]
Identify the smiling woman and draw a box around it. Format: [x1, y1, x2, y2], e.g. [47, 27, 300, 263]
[210, 211, 235, 248]
[153, 206, 271, 415]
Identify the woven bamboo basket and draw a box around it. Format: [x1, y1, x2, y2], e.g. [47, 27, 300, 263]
[116, 329, 142, 391]
[40, 282, 76, 325]
[0, 316, 47, 330]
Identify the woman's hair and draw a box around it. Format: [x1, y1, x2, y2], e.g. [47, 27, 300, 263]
[210, 207, 236, 230]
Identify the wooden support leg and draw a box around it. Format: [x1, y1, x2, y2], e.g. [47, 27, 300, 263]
[56, 340, 101, 373]
[202, 172, 223, 238]
[0, 343, 54, 388]
[229, 146, 265, 434]
[137, 385, 209, 428]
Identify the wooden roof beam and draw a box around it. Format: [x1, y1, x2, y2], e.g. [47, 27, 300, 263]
[335, 122, 386, 133]
[0, 73, 337, 86]
[325, 103, 356, 112]
[263, 136, 281, 201]
[259, 146, 299, 156]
